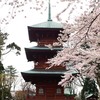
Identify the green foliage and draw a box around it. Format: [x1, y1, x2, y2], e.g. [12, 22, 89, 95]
[0, 30, 21, 56]
[5, 65, 17, 76]
[0, 31, 8, 57]
[0, 66, 17, 100]
[81, 77, 98, 100]
[6, 42, 21, 55]
[0, 61, 4, 73]
[0, 86, 12, 100]
[0, 31, 8, 46]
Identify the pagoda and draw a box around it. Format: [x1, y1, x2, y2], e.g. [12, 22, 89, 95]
[21, 0, 75, 100]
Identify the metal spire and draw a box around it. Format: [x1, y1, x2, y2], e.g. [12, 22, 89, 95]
[48, 0, 52, 21]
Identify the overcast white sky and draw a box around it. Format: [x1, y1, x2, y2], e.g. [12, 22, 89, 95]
[0, 0, 90, 73]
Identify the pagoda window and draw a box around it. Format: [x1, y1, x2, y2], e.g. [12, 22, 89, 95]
[38, 88, 44, 95]
[56, 88, 62, 94]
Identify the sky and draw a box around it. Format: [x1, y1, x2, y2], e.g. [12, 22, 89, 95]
[0, 0, 90, 73]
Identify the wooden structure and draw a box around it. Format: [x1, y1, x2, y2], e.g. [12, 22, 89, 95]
[21, 0, 76, 100]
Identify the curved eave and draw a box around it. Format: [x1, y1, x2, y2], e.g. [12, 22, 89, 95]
[21, 69, 66, 83]
[25, 46, 62, 61]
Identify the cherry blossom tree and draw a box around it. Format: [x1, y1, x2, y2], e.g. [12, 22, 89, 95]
[46, 0, 100, 87]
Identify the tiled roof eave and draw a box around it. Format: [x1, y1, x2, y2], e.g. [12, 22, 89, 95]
[25, 47, 62, 51]
[22, 69, 66, 75]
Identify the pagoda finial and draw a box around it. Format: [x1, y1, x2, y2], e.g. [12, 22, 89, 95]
[48, 0, 52, 21]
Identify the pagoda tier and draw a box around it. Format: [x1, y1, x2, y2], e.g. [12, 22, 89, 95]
[28, 21, 63, 46]
[25, 46, 62, 61]
[25, 46, 65, 69]
[21, 69, 66, 100]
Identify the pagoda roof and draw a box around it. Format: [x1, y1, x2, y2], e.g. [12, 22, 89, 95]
[21, 69, 66, 83]
[28, 21, 63, 30]
[21, 68, 79, 83]
[25, 46, 62, 61]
